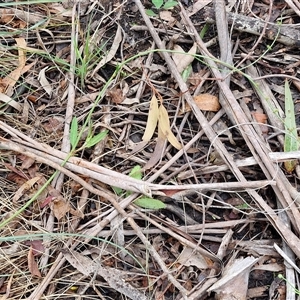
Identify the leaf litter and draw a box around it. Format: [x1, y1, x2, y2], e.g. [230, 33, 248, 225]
[0, 0, 299, 299]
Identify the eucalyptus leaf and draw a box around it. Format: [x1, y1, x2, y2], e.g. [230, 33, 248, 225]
[70, 117, 78, 148]
[134, 197, 166, 210]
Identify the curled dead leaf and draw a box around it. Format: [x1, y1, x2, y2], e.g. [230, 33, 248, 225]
[28, 247, 41, 277]
[38, 67, 52, 96]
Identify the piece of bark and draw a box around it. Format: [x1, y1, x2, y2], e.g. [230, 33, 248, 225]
[204, 7, 300, 47]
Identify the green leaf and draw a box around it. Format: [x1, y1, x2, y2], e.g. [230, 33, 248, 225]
[112, 186, 123, 196]
[70, 117, 78, 148]
[85, 130, 108, 148]
[200, 23, 210, 39]
[134, 197, 166, 209]
[235, 203, 249, 210]
[145, 9, 157, 16]
[284, 80, 300, 172]
[181, 64, 192, 82]
[152, 0, 163, 9]
[163, 0, 178, 9]
[129, 165, 142, 180]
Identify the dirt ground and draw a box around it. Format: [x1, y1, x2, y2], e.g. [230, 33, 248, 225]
[0, 0, 300, 299]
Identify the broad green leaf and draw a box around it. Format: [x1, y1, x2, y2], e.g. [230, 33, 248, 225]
[112, 186, 123, 196]
[70, 117, 78, 148]
[163, 0, 178, 9]
[284, 80, 299, 173]
[85, 130, 108, 148]
[129, 165, 142, 180]
[152, 0, 163, 9]
[158, 105, 182, 149]
[142, 94, 159, 142]
[145, 9, 157, 17]
[134, 197, 166, 209]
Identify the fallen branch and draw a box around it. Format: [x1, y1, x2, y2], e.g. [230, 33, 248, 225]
[204, 7, 300, 47]
[0, 137, 274, 196]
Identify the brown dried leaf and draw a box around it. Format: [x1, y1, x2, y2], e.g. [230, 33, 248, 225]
[42, 117, 64, 133]
[252, 112, 269, 135]
[178, 246, 209, 269]
[142, 94, 159, 142]
[5, 163, 27, 180]
[50, 198, 70, 220]
[27, 247, 41, 278]
[69, 207, 84, 219]
[193, 93, 221, 111]
[0, 11, 27, 28]
[107, 87, 125, 104]
[12, 176, 41, 203]
[159, 10, 176, 24]
[158, 105, 182, 150]
[0, 38, 33, 96]
[252, 112, 267, 123]
[40, 195, 54, 208]
[24, 240, 44, 256]
[172, 43, 197, 73]
[20, 156, 35, 169]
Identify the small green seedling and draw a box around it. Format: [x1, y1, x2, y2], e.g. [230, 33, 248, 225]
[146, 0, 178, 16]
[70, 116, 108, 151]
[113, 165, 166, 210]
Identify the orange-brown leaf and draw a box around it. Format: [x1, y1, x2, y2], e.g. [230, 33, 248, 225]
[193, 94, 221, 112]
[28, 247, 41, 277]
